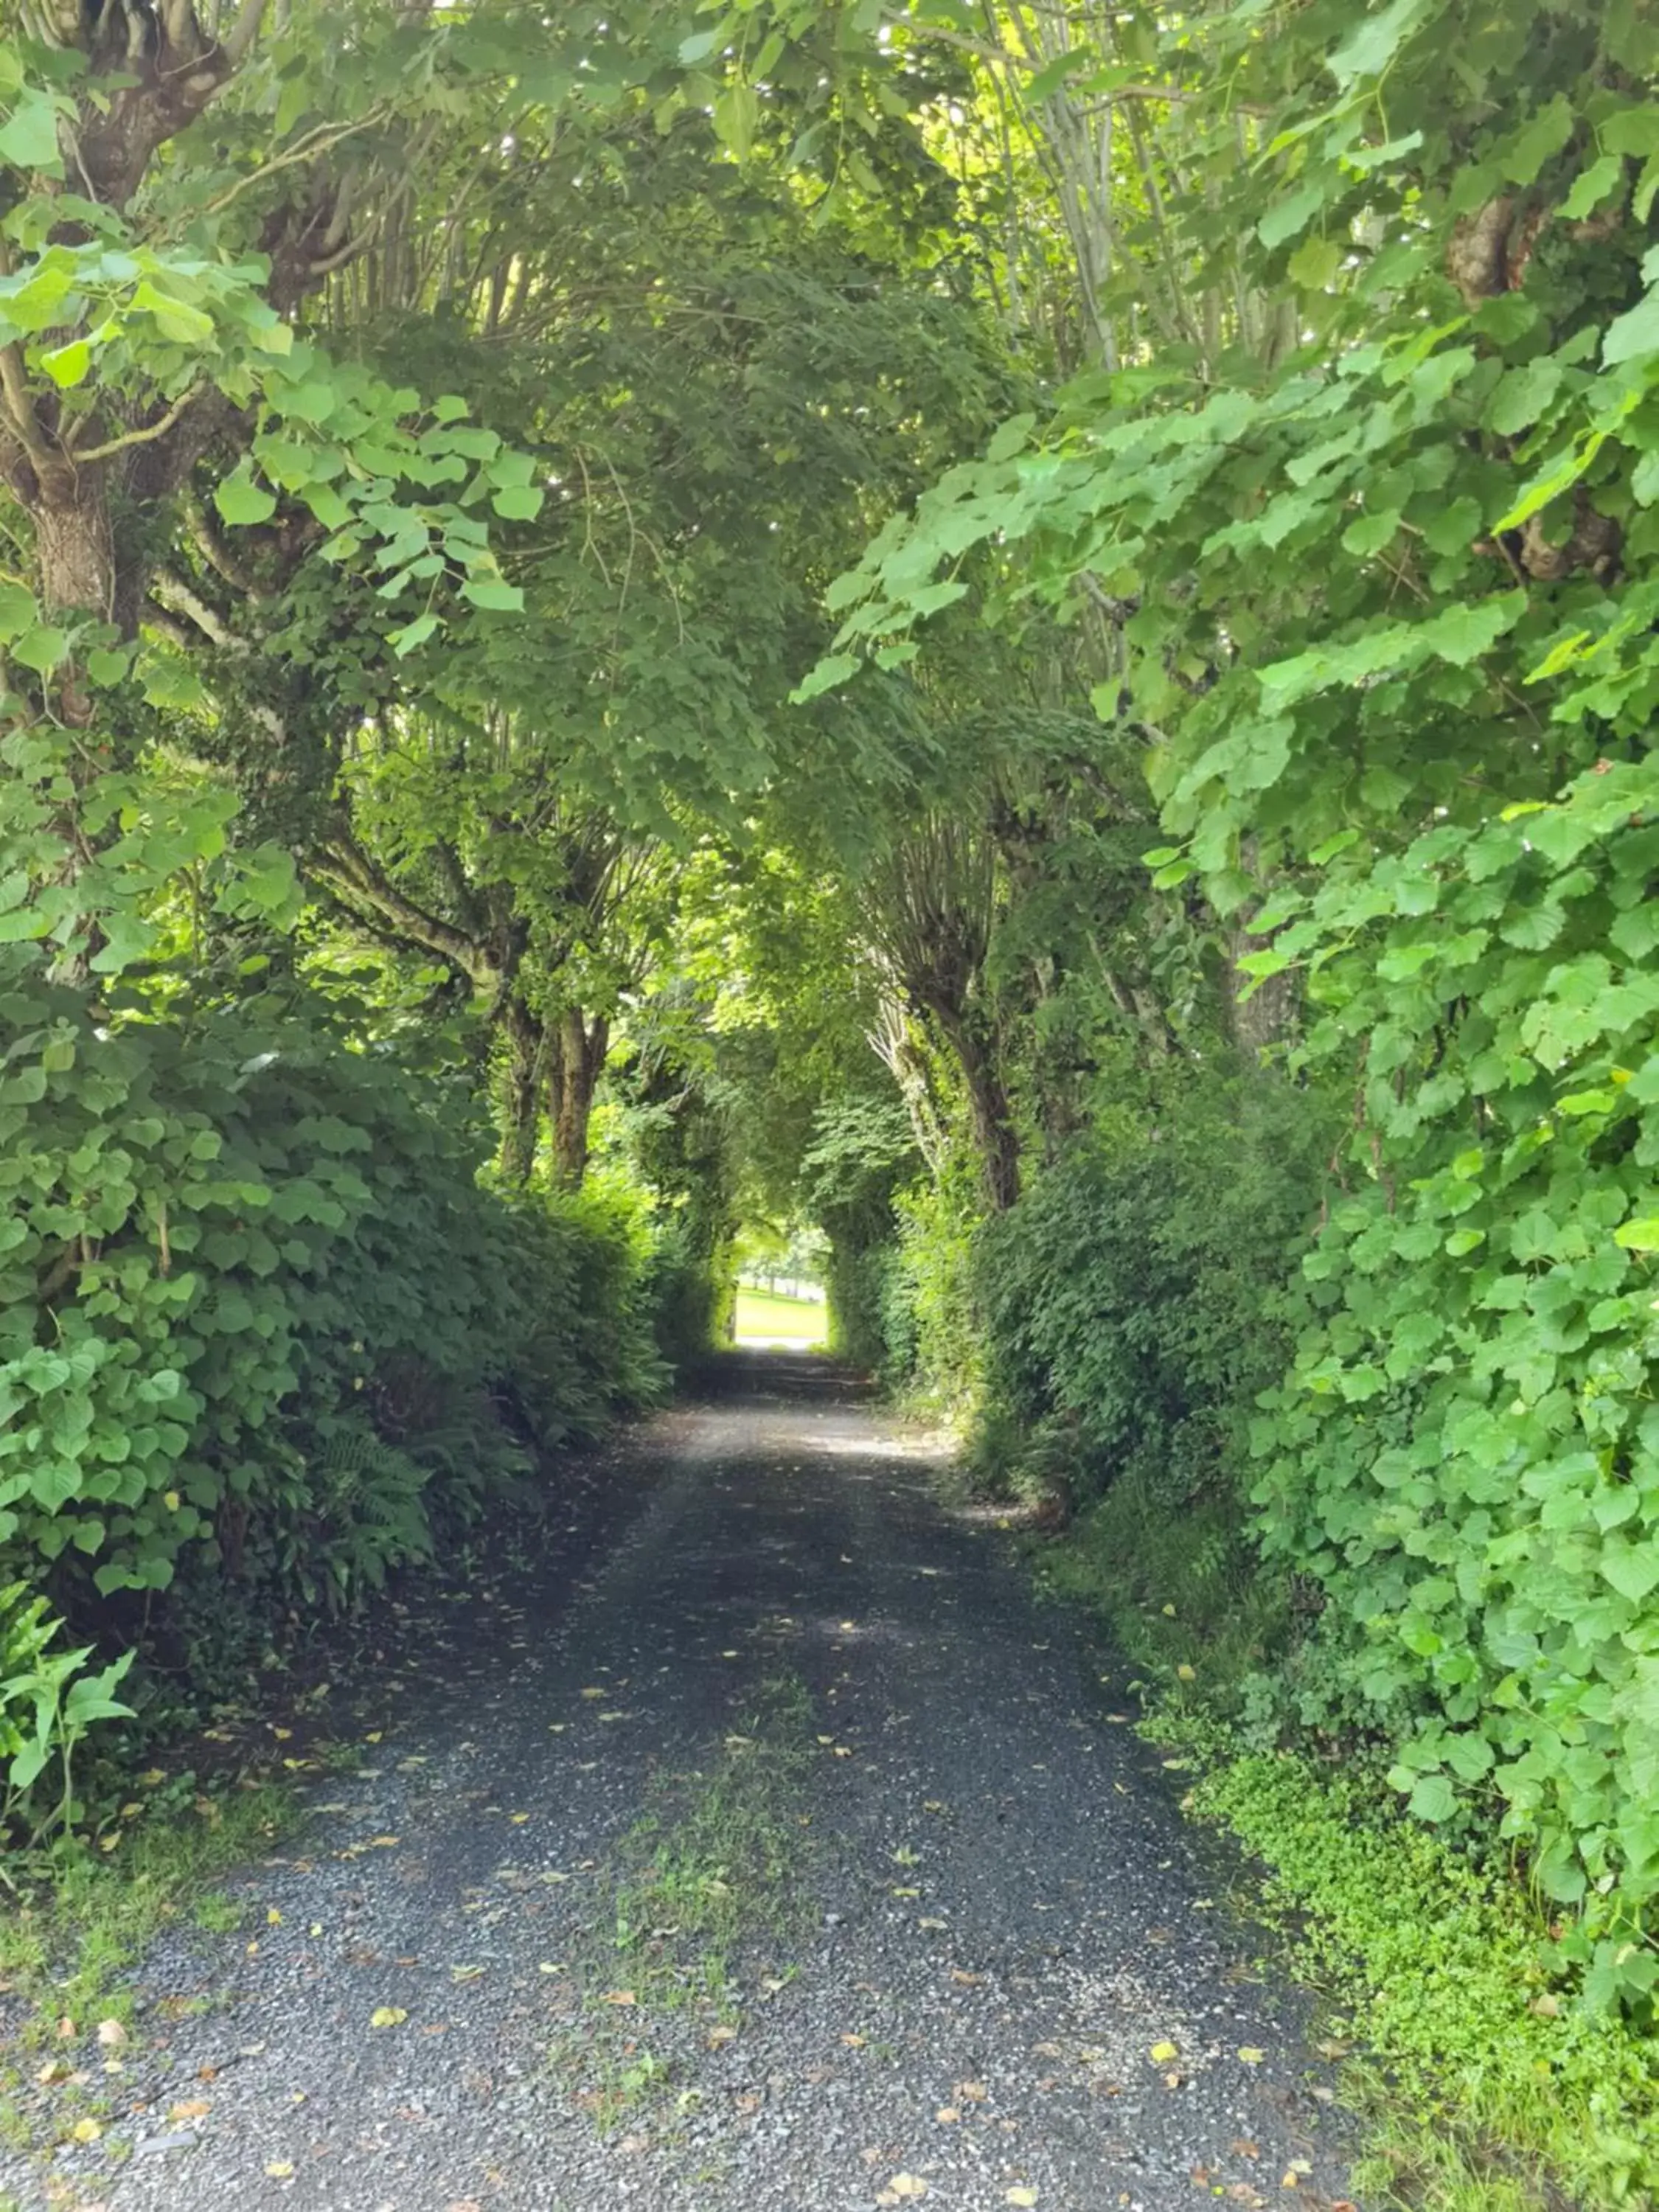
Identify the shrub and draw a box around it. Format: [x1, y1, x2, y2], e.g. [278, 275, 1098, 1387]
[0, 956, 665, 1723]
[1249, 762, 1659, 2014]
[972, 1077, 1329, 1512]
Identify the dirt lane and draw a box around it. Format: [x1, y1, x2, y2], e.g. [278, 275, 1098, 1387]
[5, 1354, 1354, 2212]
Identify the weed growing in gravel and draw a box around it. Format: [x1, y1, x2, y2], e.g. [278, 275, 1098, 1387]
[0, 1778, 295, 2190]
[0, 1780, 293, 2029]
[554, 1674, 818, 2138]
[612, 1676, 814, 1966]
[1023, 1494, 1659, 2212]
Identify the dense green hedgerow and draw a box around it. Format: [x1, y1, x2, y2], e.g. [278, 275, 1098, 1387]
[0, 956, 667, 1827]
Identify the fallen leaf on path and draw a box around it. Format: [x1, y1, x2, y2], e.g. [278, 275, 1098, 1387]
[69, 2118, 102, 2143]
[601, 1990, 637, 2006]
[936, 2107, 960, 2124]
[1006, 2191, 1039, 2208]
[1237, 2046, 1265, 2065]
[265, 2160, 295, 2180]
[886, 2177, 928, 2200]
[94, 2020, 125, 2048]
[958, 2081, 988, 2102]
[1149, 2041, 1178, 2064]
[708, 2025, 737, 2048]
[169, 2101, 211, 2121]
[841, 2034, 866, 2048]
[369, 2007, 408, 2028]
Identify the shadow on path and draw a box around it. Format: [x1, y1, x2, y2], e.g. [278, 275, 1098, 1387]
[5, 1352, 1355, 2212]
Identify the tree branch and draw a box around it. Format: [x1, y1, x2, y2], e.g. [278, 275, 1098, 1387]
[310, 833, 506, 990]
[73, 384, 204, 465]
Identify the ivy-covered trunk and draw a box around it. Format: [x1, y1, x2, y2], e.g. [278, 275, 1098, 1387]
[936, 1005, 1020, 1212]
[547, 1006, 608, 1191]
[498, 998, 543, 1185]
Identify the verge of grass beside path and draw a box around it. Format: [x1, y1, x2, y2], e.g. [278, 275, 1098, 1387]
[0, 1778, 296, 2199]
[1022, 1478, 1659, 2212]
[0, 1780, 295, 2029]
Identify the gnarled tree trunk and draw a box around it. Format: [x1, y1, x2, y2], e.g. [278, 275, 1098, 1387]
[546, 1006, 609, 1189]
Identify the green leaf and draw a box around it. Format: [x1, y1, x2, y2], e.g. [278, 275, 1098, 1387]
[1406, 1773, 1458, 1823]
[0, 91, 62, 173]
[460, 577, 524, 614]
[1485, 358, 1562, 437]
[1419, 591, 1526, 667]
[131, 281, 215, 347]
[215, 469, 277, 527]
[1560, 153, 1624, 220]
[1258, 183, 1326, 251]
[1287, 235, 1343, 290]
[1604, 285, 1659, 368]
[1326, 0, 1430, 88]
[1614, 1218, 1659, 1251]
[0, 582, 34, 640]
[491, 485, 544, 521]
[1601, 110, 1659, 159]
[1341, 509, 1400, 556]
[10, 625, 68, 674]
[389, 612, 439, 657]
[678, 26, 727, 63]
[712, 83, 759, 162]
[38, 338, 91, 389]
[1599, 1540, 1659, 1604]
[1500, 97, 1573, 187]
[792, 651, 859, 703]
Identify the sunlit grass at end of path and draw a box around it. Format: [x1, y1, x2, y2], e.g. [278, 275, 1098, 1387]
[733, 1286, 827, 1346]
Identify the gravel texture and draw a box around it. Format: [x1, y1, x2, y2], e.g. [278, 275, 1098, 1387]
[4, 1352, 1357, 2212]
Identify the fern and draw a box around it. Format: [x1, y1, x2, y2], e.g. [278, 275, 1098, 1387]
[307, 1416, 434, 1613]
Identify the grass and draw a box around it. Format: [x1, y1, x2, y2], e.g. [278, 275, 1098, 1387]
[734, 1285, 827, 1346]
[0, 1776, 296, 2197]
[1008, 1468, 1659, 2212]
[0, 1779, 294, 2031]
[554, 1674, 818, 2135]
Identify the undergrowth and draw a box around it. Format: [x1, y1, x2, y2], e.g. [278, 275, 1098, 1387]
[1022, 1473, 1659, 2212]
[0, 1777, 294, 2032]
[0, 1774, 296, 2194]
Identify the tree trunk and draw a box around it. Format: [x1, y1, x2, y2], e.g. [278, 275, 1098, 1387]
[936, 1006, 1020, 1212]
[498, 998, 543, 1184]
[546, 1006, 609, 1190]
[1225, 841, 1299, 1064]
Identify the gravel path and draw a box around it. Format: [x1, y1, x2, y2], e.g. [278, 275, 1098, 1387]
[8, 1353, 1357, 2212]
